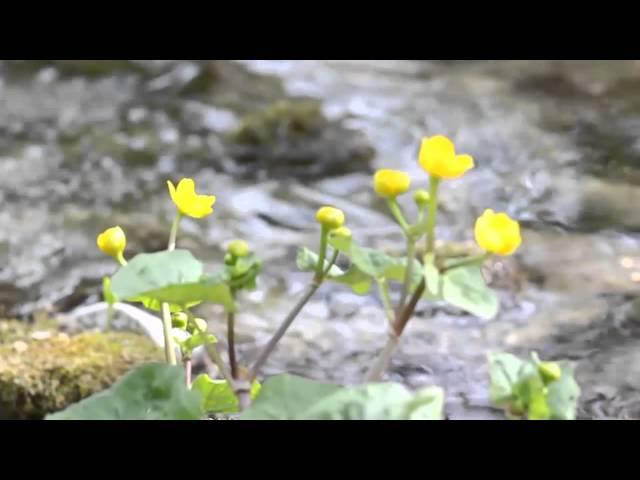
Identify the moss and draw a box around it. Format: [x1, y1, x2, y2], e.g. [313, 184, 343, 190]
[229, 100, 326, 146]
[0, 317, 59, 344]
[0, 329, 163, 419]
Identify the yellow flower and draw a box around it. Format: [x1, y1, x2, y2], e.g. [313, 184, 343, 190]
[373, 169, 411, 198]
[167, 178, 216, 219]
[330, 226, 352, 239]
[315, 206, 345, 230]
[474, 209, 522, 256]
[97, 226, 127, 259]
[418, 135, 474, 179]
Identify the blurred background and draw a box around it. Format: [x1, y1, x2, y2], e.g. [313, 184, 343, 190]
[1, 60, 640, 419]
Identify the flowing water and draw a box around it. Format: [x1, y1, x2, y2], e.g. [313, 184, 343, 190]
[2, 60, 640, 418]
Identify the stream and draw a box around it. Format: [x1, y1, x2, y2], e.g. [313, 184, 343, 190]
[2, 60, 640, 419]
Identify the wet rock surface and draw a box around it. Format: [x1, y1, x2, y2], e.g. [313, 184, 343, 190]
[2, 60, 640, 419]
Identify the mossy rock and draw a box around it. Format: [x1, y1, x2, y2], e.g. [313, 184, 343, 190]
[225, 99, 375, 179]
[0, 329, 163, 419]
[229, 100, 326, 146]
[0, 317, 59, 344]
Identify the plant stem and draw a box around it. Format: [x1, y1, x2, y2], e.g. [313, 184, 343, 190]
[315, 225, 329, 280]
[249, 279, 322, 378]
[387, 198, 410, 233]
[105, 303, 114, 331]
[160, 212, 182, 366]
[377, 279, 395, 322]
[366, 179, 441, 382]
[322, 250, 340, 277]
[168, 212, 182, 251]
[184, 356, 192, 388]
[116, 252, 128, 266]
[365, 279, 425, 382]
[205, 343, 235, 386]
[161, 303, 177, 365]
[425, 177, 440, 255]
[397, 237, 417, 311]
[227, 311, 238, 379]
[365, 333, 399, 382]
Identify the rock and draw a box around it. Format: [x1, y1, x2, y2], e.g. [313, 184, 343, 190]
[0, 322, 162, 419]
[225, 100, 375, 179]
[328, 291, 368, 318]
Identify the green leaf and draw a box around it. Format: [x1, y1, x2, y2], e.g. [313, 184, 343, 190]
[328, 265, 372, 295]
[102, 276, 116, 305]
[296, 248, 344, 276]
[192, 374, 261, 414]
[226, 254, 262, 291]
[488, 352, 526, 408]
[110, 250, 234, 311]
[328, 230, 352, 252]
[45, 363, 203, 420]
[382, 256, 423, 289]
[546, 362, 580, 420]
[349, 244, 391, 278]
[240, 375, 341, 420]
[240, 374, 444, 420]
[422, 254, 441, 296]
[176, 332, 218, 355]
[138, 277, 235, 312]
[441, 264, 498, 320]
[300, 383, 444, 420]
[131, 295, 200, 313]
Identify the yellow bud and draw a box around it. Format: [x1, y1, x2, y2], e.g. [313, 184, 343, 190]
[474, 209, 522, 256]
[315, 206, 345, 230]
[227, 239, 250, 258]
[538, 361, 562, 384]
[96, 226, 126, 259]
[413, 189, 431, 207]
[167, 178, 216, 219]
[330, 226, 352, 239]
[418, 135, 474, 179]
[373, 169, 411, 199]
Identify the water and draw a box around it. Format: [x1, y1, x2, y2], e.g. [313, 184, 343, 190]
[2, 60, 640, 418]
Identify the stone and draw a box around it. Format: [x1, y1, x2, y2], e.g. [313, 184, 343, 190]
[0, 323, 162, 419]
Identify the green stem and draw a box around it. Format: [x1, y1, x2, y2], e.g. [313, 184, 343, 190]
[425, 177, 440, 255]
[105, 303, 114, 331]
[227, 310, 238, 379]
[322, 249, 340, 277]
[161, 303, 177, 365]
[397, 237, 417, 311]
[116, 252, 128, 266]
[377, 279, 394, 322]
[387, 198, 411, 233]
[314, 225, 329, 281]
[168, 212, 182, 251]
[160, 212, 182, 366]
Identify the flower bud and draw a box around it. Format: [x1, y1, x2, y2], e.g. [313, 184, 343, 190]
[538, 361, 562, 384]
[373, 169, 411, 199]
[315, 206, 345, 230]
[96, 226, 126, 259]
[227, 239, 250, 258]
[413, 189, 431, 207]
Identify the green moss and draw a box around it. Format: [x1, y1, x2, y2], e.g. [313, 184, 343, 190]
[0, 330, 163, 419]
[229, 100, 326, 146]
[0, 318, 59, 344]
